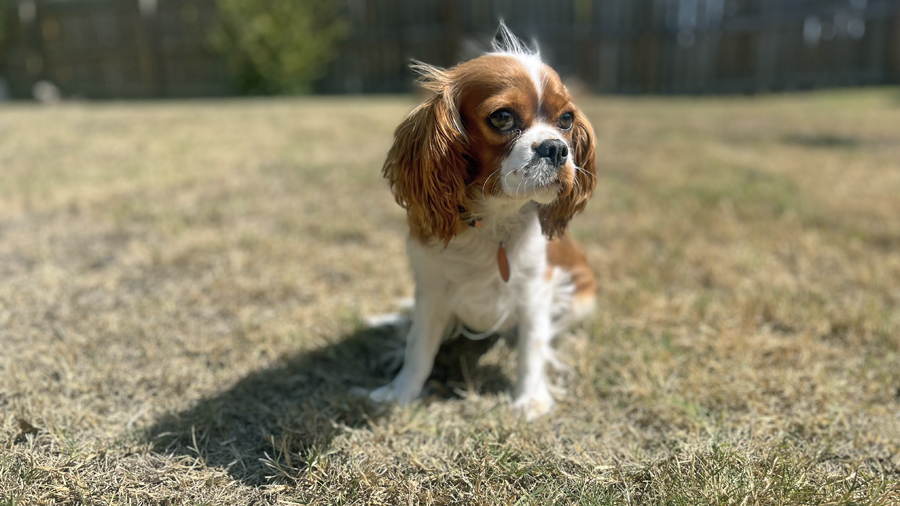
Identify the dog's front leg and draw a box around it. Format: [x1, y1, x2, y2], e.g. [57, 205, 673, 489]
[512, 288, 556, 420]
[370, 287, 450, 405]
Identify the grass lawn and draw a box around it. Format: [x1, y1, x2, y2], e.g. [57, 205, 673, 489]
[1, 89, 899, 504]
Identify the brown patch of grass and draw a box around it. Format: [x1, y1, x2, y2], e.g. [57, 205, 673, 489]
[2, 90, 900, 504]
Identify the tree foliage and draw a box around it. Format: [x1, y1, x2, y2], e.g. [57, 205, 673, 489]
[211, 0, 346, 94]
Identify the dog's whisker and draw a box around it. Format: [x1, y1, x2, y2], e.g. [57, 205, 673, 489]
[481, 169, 502, 199]
[573, 165, 595, 179]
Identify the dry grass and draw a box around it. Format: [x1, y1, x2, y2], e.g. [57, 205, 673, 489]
[1, 89, 899, 505]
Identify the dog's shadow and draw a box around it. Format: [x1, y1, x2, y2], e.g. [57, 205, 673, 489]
[145, 322, 509, 486]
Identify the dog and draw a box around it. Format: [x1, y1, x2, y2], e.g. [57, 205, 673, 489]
[370, 23, 597, 419]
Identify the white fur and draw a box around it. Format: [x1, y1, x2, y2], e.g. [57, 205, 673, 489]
[500, 122, 574, 204]
[370, 202, 571, 419]
[513, 53, 545, 99]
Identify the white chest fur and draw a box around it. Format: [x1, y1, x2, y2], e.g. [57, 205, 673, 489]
[407, 204, 548, 334]
[372, 203, 566, 420]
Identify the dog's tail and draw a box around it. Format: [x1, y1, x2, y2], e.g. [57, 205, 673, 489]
[547, 266, 596, 338]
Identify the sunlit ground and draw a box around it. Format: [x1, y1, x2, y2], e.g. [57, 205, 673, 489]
[1, 89, 899, 504]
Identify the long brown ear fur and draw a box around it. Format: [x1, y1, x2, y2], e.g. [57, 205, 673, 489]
[539, 111, 596, 238]
[382, 86, 469, 245]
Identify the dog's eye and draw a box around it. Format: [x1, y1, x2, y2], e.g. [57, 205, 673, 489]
[489, 110, 516, 132]
[558, 112, 574, 131]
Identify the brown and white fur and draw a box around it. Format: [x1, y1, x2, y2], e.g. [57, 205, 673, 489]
[371, 24, 597, 419]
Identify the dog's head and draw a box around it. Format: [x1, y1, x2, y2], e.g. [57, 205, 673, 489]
[383, 23, 596, 245]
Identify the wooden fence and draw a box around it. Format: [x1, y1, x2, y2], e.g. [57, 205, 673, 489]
[2, 0, 230, 98]
[318, 0, 900, 94]
[2, 0, 899, 99]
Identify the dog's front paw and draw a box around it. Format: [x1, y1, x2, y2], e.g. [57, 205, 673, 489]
[512, 385, 555, 421]
[369, 381, 421, 405]
[369, 384, 400, 404]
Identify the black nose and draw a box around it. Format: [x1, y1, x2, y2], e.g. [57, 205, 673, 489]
[534, 139, 569, 167]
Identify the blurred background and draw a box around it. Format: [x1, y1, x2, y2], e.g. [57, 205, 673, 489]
[2, 3, 900, 502]
[0, 0, 898, 100]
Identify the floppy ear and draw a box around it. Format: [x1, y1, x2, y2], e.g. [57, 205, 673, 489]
[382, 69, 470, 245]
[538, 110, 596, 238]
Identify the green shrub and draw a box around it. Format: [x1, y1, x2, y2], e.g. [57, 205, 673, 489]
[211, 0, 346, 94]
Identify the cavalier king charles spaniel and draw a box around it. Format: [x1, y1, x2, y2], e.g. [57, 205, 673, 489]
[370, 23, 597, 419]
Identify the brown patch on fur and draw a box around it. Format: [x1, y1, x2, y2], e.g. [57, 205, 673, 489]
[546, 232, 597, 302]
[543, 265, 556, 282]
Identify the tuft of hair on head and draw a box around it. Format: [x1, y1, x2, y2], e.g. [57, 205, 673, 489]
[491, 20, 538, 57]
